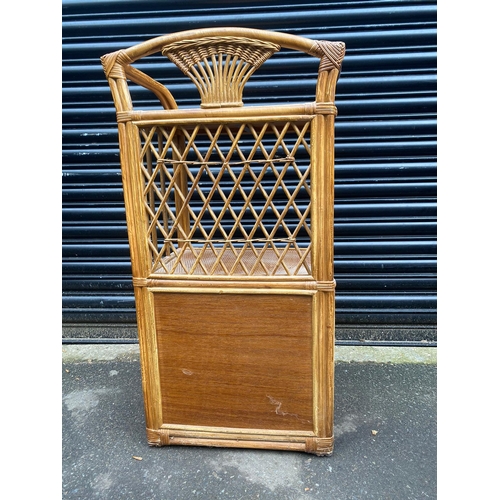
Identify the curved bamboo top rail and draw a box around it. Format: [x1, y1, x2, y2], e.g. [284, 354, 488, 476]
[117, 27, 338, 64]
[101, 27, 345, 112]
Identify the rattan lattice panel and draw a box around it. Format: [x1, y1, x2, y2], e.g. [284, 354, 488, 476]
[140, 120, 313, 277]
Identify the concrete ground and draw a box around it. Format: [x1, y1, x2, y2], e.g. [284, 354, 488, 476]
[62, 345, 436, 499]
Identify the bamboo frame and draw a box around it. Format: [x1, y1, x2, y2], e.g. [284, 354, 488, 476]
[102, 27, 345, 456]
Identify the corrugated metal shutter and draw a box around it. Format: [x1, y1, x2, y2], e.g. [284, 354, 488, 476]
[62, 0, 437, 343]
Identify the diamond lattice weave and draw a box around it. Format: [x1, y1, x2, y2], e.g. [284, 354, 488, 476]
[139, 120, 313, 277]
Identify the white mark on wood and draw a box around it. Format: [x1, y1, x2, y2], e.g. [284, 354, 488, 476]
[182, 369, 194, 376]
[266, 395, 311, 423]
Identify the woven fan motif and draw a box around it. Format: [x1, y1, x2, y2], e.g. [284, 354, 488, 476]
[162, 36, 281, 108]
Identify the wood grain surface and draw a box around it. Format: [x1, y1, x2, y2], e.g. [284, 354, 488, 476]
[154, 292, 314, 431]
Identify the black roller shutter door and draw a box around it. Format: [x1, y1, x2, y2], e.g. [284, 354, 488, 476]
[62, 0, 437, 344]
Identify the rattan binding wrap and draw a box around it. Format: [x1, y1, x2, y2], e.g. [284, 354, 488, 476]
[162, 36, 280, 108]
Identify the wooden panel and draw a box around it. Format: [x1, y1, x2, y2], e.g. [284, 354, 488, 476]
[154, 292, 314, 431]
